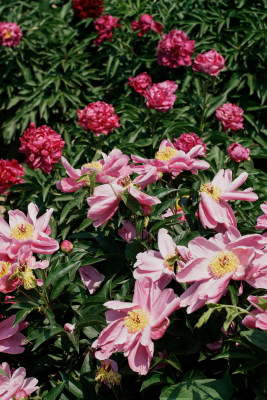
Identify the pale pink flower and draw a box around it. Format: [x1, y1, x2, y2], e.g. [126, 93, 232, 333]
[134, 228, 191, 287]
[77, 101, 120, 135]
[0, 256, 18, 294]
[242, 295, 267, 330]
[0, 203, 59, 258]
[176, 227, 265, 313]
[0, 362, 38, 400]
[0, 315, 28, 354]
[173, 132, 206, 155]
[192, 50, 226, 76]
[256, 202, 267, 230]
[157, 30, 195, 68]
[143, 81, 178, 112]
[131, 14, 163, 37]
[215, 103, 244, 133]
[92, 277, 180, 375]
[94, 15, 121, 45]
[128, 72, 152, 94]
[227, 143, 250, 162]
[60, 240, 73, 253]
[0, 22, 22, 47]
[199, 169, 258, 232]
[64, 323, 76, 333]
[95, 359, 121, 388]
[79, 265, 105, 294]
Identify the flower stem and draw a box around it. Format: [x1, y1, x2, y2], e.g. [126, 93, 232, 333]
[199, 78, 210, 132]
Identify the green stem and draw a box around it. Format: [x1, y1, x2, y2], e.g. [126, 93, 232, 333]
[92, 135, 104, 161]
[199, 78, 210, 132]
[111, 386, 120, 400]
[34, 287, 51, 310]
[17, 287, 35, 302]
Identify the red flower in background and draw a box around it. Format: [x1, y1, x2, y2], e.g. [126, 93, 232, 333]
[0, 22, 22, 47]
[227, 143, 250, 163]
[0, 159, 25, 194]
[72, 0, 104, 20]
[77, 101, 120, 135]
[143, 81, 178, 112]
[94, 15, 121, 45]
[128, 72, 152, 94]
[131, 14, 163, 37]
[19, 123, 65, 174]
[157, 30, 195, 68]
[173, 132, 207, 155]
[192, 50, 226, 76]
[215, 103, 244, 133]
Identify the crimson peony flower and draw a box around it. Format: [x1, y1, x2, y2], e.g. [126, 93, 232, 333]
[227, 143, 250, 163]
[131, 14, 163, 37]
[128, 72, 152, 94]
[0, 159, 25, 194]
[19, 123, 65, 174]
[72, 0, 104, 20]
[143, 81, 178, 112]
[173, 132, 206, 154]
[0, 22, 22, 47]
[94, 15, 121, 45]
[215, 103, 244, 133]
[77, 101, 120, 135]
[157, 30, 195, 68]
[192, 49, 226, 76]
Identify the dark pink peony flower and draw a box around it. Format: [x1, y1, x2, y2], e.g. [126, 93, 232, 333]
[143, 81, 178, 112]
[0, 159, 25, 195]
[128, 72, 152, 95]
[60, 240, 73, 253]
[0, 22, 22, 47]
[72, 0, 104, 20]
[227, 143, 250, 163]
[157, 30, 195, 68]
[215, 103, 244, 133]
[173, 132, 206, 154]
[19, 123, 65, 174]
[77, 101, 120, 135]
[192, 49, 226, 76]
[94, 15, 121, 45]
[131, 14, 163, 37]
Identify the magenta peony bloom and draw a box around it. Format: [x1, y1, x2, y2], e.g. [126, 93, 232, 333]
[215, 103, 244, 133]
[143, 81, 178, 112]
[72, 0, 104, 20]
[199, 169, 258, 232]
[177, 227, 265, 313]
[60, 240, 73, 253]
[192, 49, 226, 76]
[0, 315, 28, 354]
[134, 228, 191, 288]
[242, 295, 267, 330]
[131, 14, 163, 37]
[0, 202, 59, 258]
[0, 22, 22, 47]
[19, 123, 65, 174]
[95, 359, 121, 388]
[0, 159, 25, 195]
[227, 143, 250, 162]
[128, 72, 152, 95]
[79, 265, 105, 295]
[0, 362, 38, 400]
[94, 15, 121, 45]
[92, 277, 180, 375]
[77, 101, 120, 135]
[157, 30, 195, 68]
[256, 202, 267, 230]
[173, 132, 207, 154]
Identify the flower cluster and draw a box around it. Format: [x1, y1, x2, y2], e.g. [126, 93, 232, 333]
[157, 30, 195, 68]
[0, 22, 22, 47]
[77, 101, 120, 135]
[0, 159, 25, 195]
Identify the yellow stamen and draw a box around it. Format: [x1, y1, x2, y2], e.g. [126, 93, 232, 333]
[4, 30, 12, 39]
[200, 183, 222, 202]
[176, 195, 190, 212]
[209, 251, 239, 278]
[155, 147, 179, 162]
[118, 176, 131, 188]
[10, 222, 34, 241]
[22, 267, 36, 290]
[164, 252, 177, 271]
[95, 362, 121, 387]
[84, 161, 102, 171]
[0, 262, 11, 278]
[124, 309, 150, 333]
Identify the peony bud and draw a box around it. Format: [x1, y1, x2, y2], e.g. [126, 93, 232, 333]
[60, 240, 73, 254]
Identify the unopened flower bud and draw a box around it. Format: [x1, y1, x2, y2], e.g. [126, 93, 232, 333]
[60, 240, 73, 254]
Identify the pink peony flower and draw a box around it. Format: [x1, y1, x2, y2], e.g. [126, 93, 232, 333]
[64, 323, 76, 333]
[0, 315, 28, 354]
[79, 265, 105, 294]
[242, 295, 267, 330]
[0, 202, 59, 258]
[128, 72, 152, 95]
[227, 143, 250, 163]
[0, 362, 38, 400]
[72, 0, 104, 20]
[199, 169, 258, 232]
[60, 240, 73, 253]
[143, 81, 178, 112]
[94, 15, 121, 45]
[176, 227, 265, 313]
[256, 202, 267, 230]
[173, 132, 206, 155]
[0, 159, 25, 195]
[77, 101, 120, 135]
[131, 14, 163, 37]
[157, 30, 195, 68]
[0, 256, 18, 294]
[19, 123, 65, 174]
[95, 359, 121, 388]
[118, 220, 149, 243]
[192, 49, 226, 76]
[0, 22, 22, 47]
[215, 103, 244, 133]
[92, 277, 180, 375]
[134, 228, 191, 288]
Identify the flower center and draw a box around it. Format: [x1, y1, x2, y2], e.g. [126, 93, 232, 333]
[200, 183, 222, 202]
[164, 252, 177, 271]
[209, 251, 239, 278]
[95, 361, 121, 387]
[118, 176, 131, 188]
[124, 308, 150, 333]
[84, 161, 103, 171]
[176, 195, 190, 212]
[155, 147, 179, 162]
[0, 262, 11, 278]
[10, 222, 34, 241]
[21, 267, 36, 290]
[4, 30, 12, 39]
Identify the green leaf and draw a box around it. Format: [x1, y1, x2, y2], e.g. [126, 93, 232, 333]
[241, 330, 267, 352]
[60, 373, 84, 398]
[32, 325, 64, 351]
[44, 383, 65, 400]
[44, 260, 81, 289]
[141, 373, 174, 391]
[120, 191, 143, 216]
